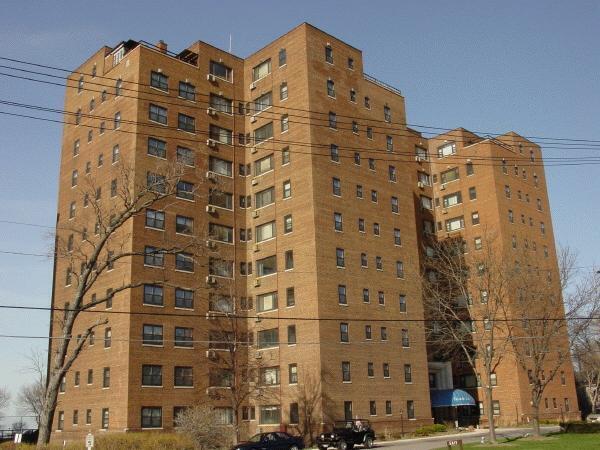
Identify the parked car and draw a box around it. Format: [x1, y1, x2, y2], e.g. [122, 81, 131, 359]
[317, 419, 375, 450]
[586, 413, 600, 423]
[233, 432, 304, 450]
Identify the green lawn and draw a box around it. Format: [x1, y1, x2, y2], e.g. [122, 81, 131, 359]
[445, 433, 599, 449]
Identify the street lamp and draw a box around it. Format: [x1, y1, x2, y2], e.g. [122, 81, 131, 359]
[399, 408, 404, 437]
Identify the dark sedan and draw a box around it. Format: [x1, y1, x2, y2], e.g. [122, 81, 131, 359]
[234, 432, 304, 450]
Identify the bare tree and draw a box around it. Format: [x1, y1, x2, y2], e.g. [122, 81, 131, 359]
[0, 386, 10, 426]
[38, 162, 204, 446]
[175, 404, 232, 450]
[204, 286, 270, 443]
[422, 234, 512, 444]
[17, 350, 46, 427]
[508, 247, 600, 436]
[289, 371, 330, 446]
[573, 328, 600, 415]
[11, 419, 26, 433]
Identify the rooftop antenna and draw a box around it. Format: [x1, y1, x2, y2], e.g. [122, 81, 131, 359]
[228, 34, 232, 53]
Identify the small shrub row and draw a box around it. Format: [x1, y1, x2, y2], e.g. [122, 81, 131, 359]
[560, 421, 600, 434]
[414, 424, 447, 436]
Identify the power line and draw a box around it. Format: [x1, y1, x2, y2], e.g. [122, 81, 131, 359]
[2, 67, 600, 155]
[0, 304, 595, 323]
[1, 54, 599, 146]
[1, 108, 599, 169]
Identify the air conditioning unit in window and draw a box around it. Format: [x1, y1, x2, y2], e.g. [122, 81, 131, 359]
[206, 171, 218, 182]
[205, 312, 217, 320]
[255, 316, 262, 323]
[253, 279, 261, 287]
[442, 209, 448, 215]
[415, 155, 424, 163]
[251, 178, 258, 186]
[417, 181, 424, 189]
[253, 244, 259, 252]
[206, 275, 217, 285]
[467, 158, 472, 163]
[207, 74, 217, 82]
[250, 82, 257, 90]
[440, 185, 446, 191]
[205, 240, 216, 250]
[251, 147, 258, 154]
[250, 116, 257, 123]
[205, 349, 218, 360]
[206, 138, 217, 148]
[255, 352, 262, 359]
[206, 205, 217, 214]
[206, 107, 217, 116]
[252, 210, 260, 219]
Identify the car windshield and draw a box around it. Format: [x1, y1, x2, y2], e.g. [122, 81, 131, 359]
[248, 434, 263, 443]
[334, 421, 353, 429]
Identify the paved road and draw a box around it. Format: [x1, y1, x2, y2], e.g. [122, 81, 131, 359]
[377, 426, 559, 450]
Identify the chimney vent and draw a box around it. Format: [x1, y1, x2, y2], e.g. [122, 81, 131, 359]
[157, 40, 168, 54]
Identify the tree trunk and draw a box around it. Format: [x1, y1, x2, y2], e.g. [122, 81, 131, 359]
[531, 400, 541, 437]
[485, 386, 497, 444]
[37, 373, 61, 447]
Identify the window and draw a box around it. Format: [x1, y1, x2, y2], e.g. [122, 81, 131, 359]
[354, 152, 361, 165]
[466, 162, 474, 175]
[344, 401, 353, 421]
[325, 46, 333, 64]
[336, 248, 345, 267]
[381, 327, 388, 341]
[280, 82, 288, 100]
[208, 257, 233, 278]
[441, 167, 459, 183]
[384, 105, 391, 122]
[350, 89, 356, 102]
[363, 288, 370, 303]
[145, 209, 165, 230]
[540, 222, 546, 235]
[282, 147, 290, 165]
[371, 190, 378, 202]
[445, 216, 465, 232]
[143, 284, 163, 306]
[285, 250, 294, 270]
[150, 71, 168, 91]
[209, 93, 232, 114]
[376, 256, 383, 270]
[142, 324, 163, 346]
[367, 362, 374, 377]
[174, 366, 193, 387]
[175, 328, 193, 348]
[102, 367, 110, 388]
[257, 292, 278, 313]
[209, 125, 233, 144]
[338, 285, 347, 305]
[330, 144, 340, 162]
[364, 325, 372, 340]
[209, 222, 233, 243]
[110, 179, 117, 197]
[113, 111, 121, 129]
[73, 139, 80, 157]
[252, 59, 271, 82]
[210, 60, 232, 81]
[327, 79, 335, 97]
[111, 145, 120, 164]
[177, 81, 195, 100]
[286, 324, 297, 345]
[57, 411, 64, 430]
[284, 214, 293, 233]
[360, 253, 368, 268]
[329, 112, 337, 129]
[147, 137, 166, 158]
[469, 187, 477, 200]
[141, 407, 162, 429]
[471, 211, 480, 225]
[383, 363, 390, 378]
[505, 185, 511, 198]
[277, 47, 287, 66]
[332, 177, 341, 196]
[368, 158, 375, 169]
[386, 135, 393, 151]
[367, 127, 373, 139]
[443, 192, 462, 208]
[396, 261, 404, 278]
[256, 221, 276, 242]
[175, 288, 193, 309]
[149, 104, 167, 124]
[283, 180, 292, 198]
[69, 202, 76, 219]
[407, 400, 415, 419]
[421, 196, 433, 210]
[373, 223, 380, 236]
[142, 365, 162, 386]
[438, 142, 456, 158]
[370, 401, 377, 416]
[144, 246, 164, 267]
[492, 400, 501, 416]
[257, 255, 277, 277]
[341, 361, 351, 382]
[388, 165, 397, 182]
[259, 406, 280, 425]
[253, 92, 272, 114]
[402, 329, 409, 347]
[284, 287, 295, 308]
[391, 196, 399, 213]
[87, 369, 93, 385]
[340, 323, 349, 342]
[255, 187, 275, 209]
[356, 184, 363, 198]
[257, 328, 279, 349]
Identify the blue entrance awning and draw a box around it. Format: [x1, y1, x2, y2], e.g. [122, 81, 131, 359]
[430, 389, 476, 407]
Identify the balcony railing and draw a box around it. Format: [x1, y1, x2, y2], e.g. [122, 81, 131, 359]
[363, 73, 402, 96]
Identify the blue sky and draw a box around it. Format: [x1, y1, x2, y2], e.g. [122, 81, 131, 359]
[0, 0, 598, 423]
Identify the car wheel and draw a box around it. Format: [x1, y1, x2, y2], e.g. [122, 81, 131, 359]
[364, 437, 374, 449]
[338, 440, 348, 450]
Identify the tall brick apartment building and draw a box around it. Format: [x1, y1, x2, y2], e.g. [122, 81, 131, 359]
[49, 23, 578, 441]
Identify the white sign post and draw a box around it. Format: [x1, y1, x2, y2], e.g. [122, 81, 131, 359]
[14, 433, 22, 443]
[85, 433, 94, 449]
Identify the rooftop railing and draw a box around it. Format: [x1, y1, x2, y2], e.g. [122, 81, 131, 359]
[363, 73, 402, 96]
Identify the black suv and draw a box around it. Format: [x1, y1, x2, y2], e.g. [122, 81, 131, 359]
[317, 419, 375, 450]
